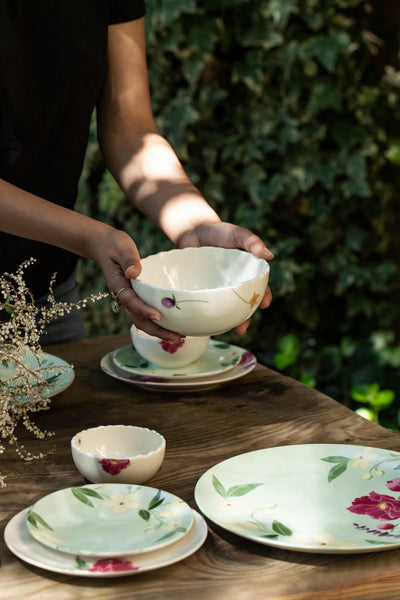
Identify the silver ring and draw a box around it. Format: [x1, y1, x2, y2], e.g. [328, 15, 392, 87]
[110, 287, 129, 314]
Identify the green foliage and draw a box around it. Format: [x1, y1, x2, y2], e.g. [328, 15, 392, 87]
[76, 1, 400, 426]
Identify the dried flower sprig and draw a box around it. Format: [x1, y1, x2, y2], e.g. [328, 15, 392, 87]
[0, 259, 107, 488]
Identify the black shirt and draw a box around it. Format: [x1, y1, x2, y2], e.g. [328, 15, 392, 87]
[0, 0, 146, 297]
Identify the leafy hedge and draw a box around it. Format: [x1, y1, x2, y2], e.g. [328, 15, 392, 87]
[76, 0, 400, 424]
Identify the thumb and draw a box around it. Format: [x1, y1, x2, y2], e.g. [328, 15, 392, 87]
[124, 260, 142, 280]
[115, 234, 142, 280]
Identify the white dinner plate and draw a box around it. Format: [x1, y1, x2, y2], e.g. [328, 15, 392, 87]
[0, 351, 74, 400]
[112, 340, 241, 380]
[100, 345, 256, 392]
[26, 484, 193, 557]
[195, 444, 400, 554]
[5, 507, 207, 578]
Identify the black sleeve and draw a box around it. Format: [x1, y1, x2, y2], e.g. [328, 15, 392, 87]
[108, 0, 146, 24]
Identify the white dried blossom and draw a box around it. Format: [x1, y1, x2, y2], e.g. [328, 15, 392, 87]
[0, 259, 107, 488]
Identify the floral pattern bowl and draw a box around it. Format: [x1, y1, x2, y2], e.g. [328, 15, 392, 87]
[130, 326, 210, 368]
[71, 425, 166, 485]
[130, 247, 269, 336]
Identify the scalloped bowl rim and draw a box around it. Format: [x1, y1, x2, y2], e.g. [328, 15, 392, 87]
[71, 425, 166, 460]
[131, 247, 270, 293]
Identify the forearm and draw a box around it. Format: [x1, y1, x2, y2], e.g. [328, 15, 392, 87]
[0, 178, 114, 261]
[98, 125, 220, 247]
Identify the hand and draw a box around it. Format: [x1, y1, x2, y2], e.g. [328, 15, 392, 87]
[92, 227, 183, 342]
[177, 221, 274, 334]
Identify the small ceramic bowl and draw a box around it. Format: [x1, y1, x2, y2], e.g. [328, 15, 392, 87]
[71, 425, 166, 485]
[130, 246, 269, 336]
[130, 325, 210, 368]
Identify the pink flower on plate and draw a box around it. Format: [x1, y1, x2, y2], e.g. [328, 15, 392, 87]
[386, 477, 400, 492]
[347, 491, 400, 520]
[99, 458, 130, 475]
[239, 351, 254, 366]
[159, 339, 185, 354]
[377, 522, 395, 530]
[89, 558, 139, 573]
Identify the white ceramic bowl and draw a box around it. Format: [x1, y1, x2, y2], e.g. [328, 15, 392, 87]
[130, 247, 269, 336]
[130, 325, 209, 368]
[71, 425, 166, 485]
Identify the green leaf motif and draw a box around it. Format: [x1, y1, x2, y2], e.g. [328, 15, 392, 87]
[321, 456, 350, 464]
[27, 510, 53, 531]
[226, 483, 264, 497]
[148, 490, 165, 511]
[75, 555, 88, 570]
[71, 487, 103, 507]
[139, 509, 151, 521]
[272, 520, 292, 536]
[212, 474, 227, 498]
[327, 461, 348, 483]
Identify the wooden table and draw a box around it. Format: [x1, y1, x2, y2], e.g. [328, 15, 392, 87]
[2, 334, 400, 600]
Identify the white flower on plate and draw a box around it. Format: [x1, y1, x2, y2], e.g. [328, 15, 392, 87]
[253, 502, 277, 517]
[350, 447, 381, 470]
[291, 532, 358, 548]
[33, 528, 65, 546]
[160, 517, 185, 532]
[218, 516, 260, 533]
[100, 490, 142, 514]
[158, 500, 187, 519]
[216, 496, 254, 517]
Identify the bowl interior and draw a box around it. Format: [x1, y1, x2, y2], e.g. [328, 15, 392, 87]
[73, 426, 164, 459]
[137, 247, 269, 291]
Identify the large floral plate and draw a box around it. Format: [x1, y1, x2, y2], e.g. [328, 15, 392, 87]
[195, 444, 400, 554]
[112, 340, 241, 380]
[0, 351, 74, 399]
[101, 345, 256, 392]
[5, 507, 207, 578]
[26, 484, 194, 557]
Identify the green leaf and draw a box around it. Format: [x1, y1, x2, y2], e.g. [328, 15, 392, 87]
[75, 555, 88, 570]
[139, 509, 151, 521]
[327, 461, 348, 483]
[27, 510, 53, 531]
[226, 483, 264, 497]
[76, 487, 103, 499]
[321, 456, 350, 464]
[148, 490, 165, 510]
[272, 520, 292, 536]
[212, 474, 227, 498]
[71, 488, 96, 507]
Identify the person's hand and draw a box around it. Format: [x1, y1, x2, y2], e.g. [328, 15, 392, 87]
[92, 227, 183, 342]
[177, 221, 274, 334]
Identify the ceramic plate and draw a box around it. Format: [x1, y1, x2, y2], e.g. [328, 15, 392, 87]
[26, 484, 194, 557]
[195, 444, 400, 554]
[5, 507, 207, 578]
[112, 340, 241, 380]
[0, 351, 74, 399]
[101, 345, 256, 392]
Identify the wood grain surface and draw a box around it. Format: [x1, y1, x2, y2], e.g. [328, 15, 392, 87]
[1, 334, 400, 600]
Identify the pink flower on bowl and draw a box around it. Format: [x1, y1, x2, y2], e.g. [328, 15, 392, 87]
[89, 557, 138, 573]
[159, 339, 185, 354]
[99, 458, 130, 475]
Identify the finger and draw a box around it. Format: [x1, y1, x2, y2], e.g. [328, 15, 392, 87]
[234, 318, 251, 335]
[259, 286, 273, 309]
